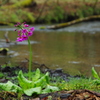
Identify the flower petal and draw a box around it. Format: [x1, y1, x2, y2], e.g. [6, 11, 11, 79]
[29, 27, 35, 32]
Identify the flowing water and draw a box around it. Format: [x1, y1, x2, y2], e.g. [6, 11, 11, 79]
[0, 21, 100, 76]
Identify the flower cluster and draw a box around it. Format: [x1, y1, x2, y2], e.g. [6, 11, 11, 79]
[15, 22, 35, 42]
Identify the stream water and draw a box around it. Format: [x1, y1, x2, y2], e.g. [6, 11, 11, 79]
[0, 21, 100, 76]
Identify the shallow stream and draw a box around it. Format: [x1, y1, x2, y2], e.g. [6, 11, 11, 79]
[0, 21, 100, 76]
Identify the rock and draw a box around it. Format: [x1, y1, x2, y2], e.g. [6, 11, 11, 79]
[54, 68, 63, 73]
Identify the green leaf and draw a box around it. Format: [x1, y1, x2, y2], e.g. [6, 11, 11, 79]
[42, 85, 59, 94]
[18, 70, 49, 91]
[18, 70, 32, 89]
[0, 81, 22, 93]
[32, 68, 41, 82]
[45, 72, 50, 84]
[93, 79, 100, 85]
[24, 87, 42, 96]
[92, 67, 100, 79]
[34, 72, 49, 88]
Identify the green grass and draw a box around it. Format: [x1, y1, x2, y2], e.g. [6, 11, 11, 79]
[49, 67, 100, 93]
[1, 64, 100, 93]
[50, 76, 100, 92]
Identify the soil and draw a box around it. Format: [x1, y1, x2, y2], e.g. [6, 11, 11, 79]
[0, 89, 100, 100]
[0, 62, 100, 100]
[39, 89, 100, 100]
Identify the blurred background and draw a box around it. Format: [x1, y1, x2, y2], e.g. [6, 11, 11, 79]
[0, 0, 100, 24]
[0, 0, 100, 76]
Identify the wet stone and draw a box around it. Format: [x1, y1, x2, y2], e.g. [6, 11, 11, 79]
[60, 93, 71, 99]
[54, 68, 63, 73]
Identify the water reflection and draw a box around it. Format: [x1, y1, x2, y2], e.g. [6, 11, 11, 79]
[0, 22, 100, 76]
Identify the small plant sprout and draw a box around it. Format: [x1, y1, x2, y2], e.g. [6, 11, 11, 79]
[92, 67, 100, 79]
[92, 67, 100, 85]
[15, 22, 35, 80]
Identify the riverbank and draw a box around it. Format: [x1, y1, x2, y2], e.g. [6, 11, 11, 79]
[0, 0, 100, 25]
[0, 63, 100, 99]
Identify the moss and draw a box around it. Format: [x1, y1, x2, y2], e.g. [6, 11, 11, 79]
[14, 0, 34, 8]
[39, 26, 46, 29]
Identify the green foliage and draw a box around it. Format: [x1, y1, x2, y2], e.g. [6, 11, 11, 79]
[94, 8, 100, 14]
[0, 81, 22, 93]
[0, 11, 8, 23]
[10, 13, 20, 23]
[0, 72, 4, 78]
[76, 10, 84, 18]
[24, 87, 41, 96]
[50, 67, 100, 92]
[0, 8, 35, 24]
[76, 7, 94, 18]
[51, 76, 100, 92]
[42, 85, 59, 94]
[0, 68, 59, 97]
[44, 6, 64, 23]
[0, 0, 9, 5]
[1, 62, 13, 68]
[44, 13, 53, 24]
[53, 6, 64, 22]
[15, 9, 35, 23]
[82, 7, 94, 17]
[66, 78, 94, 90]
[1, 66, 100, 97]
[91, 67, 100, 85]
[0, 0, 100, 24]
[50, 77, 67, 90]
[92, 67, 100, 79]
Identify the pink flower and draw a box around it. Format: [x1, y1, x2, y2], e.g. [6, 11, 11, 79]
[29, 27, 35, 32]
[14, 22, 21, 27]
[18, 30, 21, 33]
[22, 34, 28, 40]
[16, 37, 23, 42]
[16, 35, 28, 42]
[28, 31, 33, 36]
[24, 24, 29, 27]
[22, 29, 28, 33]
[15, 22, 35, 42]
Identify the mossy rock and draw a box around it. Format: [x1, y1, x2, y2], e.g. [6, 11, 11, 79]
[39, 26, 46, 29]
[13, 0, 35, 8]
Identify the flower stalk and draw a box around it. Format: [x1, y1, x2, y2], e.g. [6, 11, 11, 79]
[27, 37, 32, 80]
[15, 22, 34, 80]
